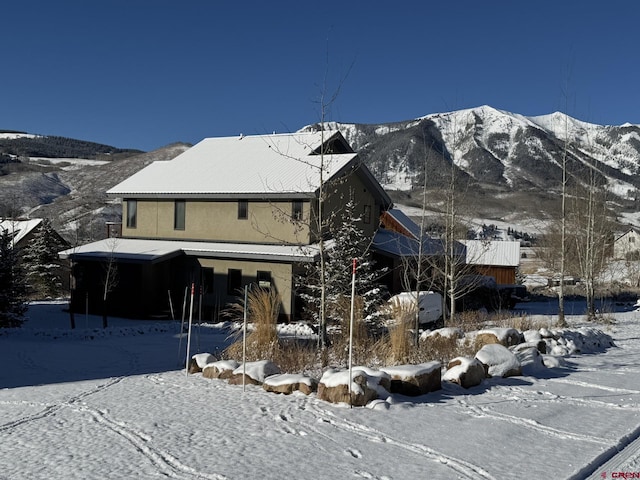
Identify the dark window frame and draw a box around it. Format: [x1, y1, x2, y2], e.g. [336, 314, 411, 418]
[174, 200, 186, 230]
[363, 204, 372, 224]
[238, 200, 248, 220]
[292, 200, 303, 221]
[227, 268, 242, 294]
[257, 270, 272, 288]
[126, 199, 137, 229]
[201, 267, 214, 294]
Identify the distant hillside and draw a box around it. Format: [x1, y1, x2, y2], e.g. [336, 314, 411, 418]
[0, 131, 190, 243]
[0, 132, 142, 160]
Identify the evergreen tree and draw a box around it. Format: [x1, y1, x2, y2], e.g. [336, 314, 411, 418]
[22, 219, 68, 298]
[297, 198, 387, 330]
[0, 229, 28, 327]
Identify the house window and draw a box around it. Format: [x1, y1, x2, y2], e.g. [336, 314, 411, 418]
[257, 270, 271, 289]
[363, 204, 372, 224]
[126, 199, 137, 228]
[201, 267, 214, 294]
[238, 200, 248, 220]
[227, 268, 242, 294]
[174, 200, 186, 230]
[292, 200, 303, 220]
[630, 236, 636, 243]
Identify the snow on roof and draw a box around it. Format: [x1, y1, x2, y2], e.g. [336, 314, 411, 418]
[382, 208, 421, 239]
[0, 219, 43, 246]
[59, 237, 320, 263]
[107, 131, 358, 198]
[460, 240, 520, 267]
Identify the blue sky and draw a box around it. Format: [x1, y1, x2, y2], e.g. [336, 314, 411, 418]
[2, 1, 639, 151]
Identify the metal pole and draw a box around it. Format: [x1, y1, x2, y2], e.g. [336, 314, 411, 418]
[242, 284, 248, 392]
[185, 283, 195, 377]
[177, 285, 188, 366]
[348, 258, 357, 408]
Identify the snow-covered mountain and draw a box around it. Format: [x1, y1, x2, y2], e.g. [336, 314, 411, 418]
[304, 105, 640, 203]
[3, 105, 640, 242]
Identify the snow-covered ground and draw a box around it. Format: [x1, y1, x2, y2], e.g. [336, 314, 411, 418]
[2, 300, 640, 479]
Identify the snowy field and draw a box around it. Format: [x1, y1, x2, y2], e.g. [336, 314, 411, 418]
[2, 300, 640, 479]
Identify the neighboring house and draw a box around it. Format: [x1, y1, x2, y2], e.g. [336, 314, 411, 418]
[373, 208, 462, 292]
[60, 131, 392, 321]
[460, 240, 520, 285]
[613, 228, 640, 259]
[0, 219, 46, 250]
[1, 218, 71, 296]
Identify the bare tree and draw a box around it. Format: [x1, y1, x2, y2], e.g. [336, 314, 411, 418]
[567, 155, 612, 319]
[557, 110, 569, 327]
[101, 237, 119, 328]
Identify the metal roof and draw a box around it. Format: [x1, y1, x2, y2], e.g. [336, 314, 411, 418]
[107, 131, 359, 198]
[59, 238, 320, 264]
[460, 240, 520, 267]
[372, 229, 449, 257]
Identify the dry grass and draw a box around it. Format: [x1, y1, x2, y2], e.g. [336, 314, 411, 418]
[222, 292, 548, 375]
[224, 287, 280, 361]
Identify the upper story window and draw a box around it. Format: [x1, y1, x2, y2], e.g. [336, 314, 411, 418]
[126, 199, 137, 228]
[238, 200, 248, 220]
[363, 204, 372, 224]
[174, 200, 186, 230]
[292, 200, 303, 221]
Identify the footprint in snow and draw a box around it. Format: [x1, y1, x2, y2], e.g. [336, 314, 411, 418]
[346, 448, 363, 459]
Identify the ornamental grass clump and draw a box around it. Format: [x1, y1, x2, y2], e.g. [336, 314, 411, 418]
[224, 287, 280, 361]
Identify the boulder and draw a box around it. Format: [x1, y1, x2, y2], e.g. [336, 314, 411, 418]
[475, 343, 522, 377]
[263, 374, 318, 395]
[188, 353, 216, 374]
[228, 360, 281, 385]
[422, 327, 464, 341]
[202, 360, 240, 379]
[317, 367, 391, 406]
[475, 328, 523, 348]
[443, 357, 486, 388]
[514, 346, 547, 375]
[381, 361, 442, 396]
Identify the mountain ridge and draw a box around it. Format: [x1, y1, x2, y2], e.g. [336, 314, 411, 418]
[2, 105, 640, 242]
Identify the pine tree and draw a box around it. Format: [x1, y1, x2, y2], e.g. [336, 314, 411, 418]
[297, 197, 387, 330]
[22, 219, 67, 299]
[0, 229, 28, 327]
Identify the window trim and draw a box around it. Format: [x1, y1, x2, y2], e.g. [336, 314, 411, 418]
[238, 200, 248, 220]
[363, 204, 372, 224]
[201, 267, 214, 294]
[257, 270, 272, 289]
[292, 200, 303, 221]
[227, 268, 242, 294]
[174, 200, 186, 230]
[126, 199, 137, 229]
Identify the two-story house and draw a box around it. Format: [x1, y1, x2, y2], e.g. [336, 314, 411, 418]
[613, 227, 640, 259]
[60, 130, 392, 321]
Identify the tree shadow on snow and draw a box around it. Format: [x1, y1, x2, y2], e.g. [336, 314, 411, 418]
[0, 308, 233, 389]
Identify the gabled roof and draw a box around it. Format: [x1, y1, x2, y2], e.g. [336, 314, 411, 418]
[372, 229, 452, 257]
[460, 240, 520, 267]
[0, 219, 43, 247]
[59, 238, 320, 264]
[107, 130, 390, 203]
[614, 227, 640, 242]
[380, 208, 421, 240]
